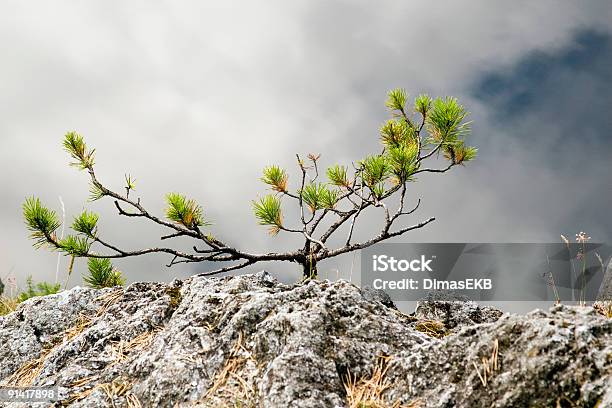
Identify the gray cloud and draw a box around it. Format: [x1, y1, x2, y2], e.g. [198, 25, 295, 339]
[1, 1, 611, 292]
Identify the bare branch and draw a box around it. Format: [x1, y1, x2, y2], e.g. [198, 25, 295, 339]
[161, 232, 187, 240]
[321, 217, 436, 259]
[413, 162, 455, 175]
[196, 260, 257, 277]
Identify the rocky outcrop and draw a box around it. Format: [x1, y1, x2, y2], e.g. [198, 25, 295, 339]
[597, 257, 612, 301]
[0, 272, 610, 407]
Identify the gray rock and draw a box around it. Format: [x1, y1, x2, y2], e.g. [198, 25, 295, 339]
[360, 285, 397, 309]
[414, 291, 504, 329]
[0, 271, 609, 407]
[597, 257, 612, 301]
[386, 305, 612, 407]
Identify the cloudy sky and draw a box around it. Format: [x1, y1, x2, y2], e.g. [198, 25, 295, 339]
[1, 1, 611, 292]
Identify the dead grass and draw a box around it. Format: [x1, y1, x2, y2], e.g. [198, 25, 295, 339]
[0, 296, 18, 316]
[3, 347, 53, 386]
[64, 376, 141, 407]
[472, 339, 499, 388]
[2, 288, 125, 389]
[201, 331, 258, 407]
[414, 320, 448, 338]
[343, 355, 422, 408]
[109, 328, 160, 366]
[593, 301, 612, 318]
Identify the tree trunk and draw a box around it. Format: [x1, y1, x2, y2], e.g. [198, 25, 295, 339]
[302, 257, 318, 279]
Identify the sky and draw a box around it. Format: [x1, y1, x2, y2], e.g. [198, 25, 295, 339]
[1, 1, 611, 294]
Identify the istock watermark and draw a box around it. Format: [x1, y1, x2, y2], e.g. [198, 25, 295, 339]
[372, 255, 434, 272]
[361, 243, 611, 302]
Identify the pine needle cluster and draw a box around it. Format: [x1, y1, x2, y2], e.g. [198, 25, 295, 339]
[84, 258, 125, 288]
[252, 195, 283, 235]
[165, 193, 208, 229]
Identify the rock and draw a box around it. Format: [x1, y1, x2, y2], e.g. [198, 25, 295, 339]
[386, 304, 612, 407]
[360, 285, 397, 309]
[597, 257, 612, 301]
[0, 286, 107, 381]
[0, 271, 609, 407]
[414, 291, 504, 329]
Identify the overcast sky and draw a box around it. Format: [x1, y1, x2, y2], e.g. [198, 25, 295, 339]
[1, 1, 611, 292]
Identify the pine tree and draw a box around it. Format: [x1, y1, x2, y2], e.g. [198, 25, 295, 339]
[23, 89, 476, 278]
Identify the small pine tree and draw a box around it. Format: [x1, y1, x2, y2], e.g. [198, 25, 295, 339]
[23, 89, 476, 278]
[84, 258, 125, 289]
[0, 277, 4, 296]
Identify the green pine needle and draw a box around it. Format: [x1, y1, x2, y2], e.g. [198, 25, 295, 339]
[165, 193, 208, 229]
[371, 182, 386, 199]
[414, 94, 432, 116]
[380, 119, 415, 148]
[299, 183, 339, 212]
[361, 155, 390, 187]
[63, 131, 95, 170]
[427, 97, 471, 143]
[326, 165, 349, 187]
[320, 188, 339, 209]
[23, 197, 61, 248]
[17, 276, 61, 302]
[88, 182, 105, 202]
[386, 88, 407, 112]
[252, 195, 283, 235]
[58, 235, 91, 256]
[447, 143, 478, 164]
[84, 258, 125, 288]
[387, 143, 419, 181]
[72, 210, 99, 237]
[125, 174, 136, 191]
[261, 165, 288, 192]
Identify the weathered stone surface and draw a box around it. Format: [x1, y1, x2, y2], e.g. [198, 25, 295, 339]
[0, 271, 609, 407]
[597, 257, 612, 301]
[414, 292, 504, 330]
[386, 305, 612, 407]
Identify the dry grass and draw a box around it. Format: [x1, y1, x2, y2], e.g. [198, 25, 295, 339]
[3, 347, 53, 386]
[201, 331, 258, 407]
[0, 296, 18, 316]
[343, 355, 422, 408]
[64, 312, 96, 342]
[2, 288, 125, 389]
[414, 320, 448, 338]
[109, 328, 160, 366]
[472, 339, 499, 388]
[593, 301, 612, 318]
[64, 376, 141, 407]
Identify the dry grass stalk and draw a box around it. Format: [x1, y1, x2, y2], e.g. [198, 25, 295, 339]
[68, 375, 98, 388]
[202, 331, 259, 406]
[472, 339, 499, 387]
[344, 355, 391, 408]
[0, 296, 18, 316]
[3, 347, 53, 386]
[343, 355, 421, 408]
[95, 288, 124, 315]
[206, 332, 247, 397]
[3, 288, 125, 390]
[65, 377, 136, 407]
[64, 313, 95, 342]
[126, 393, 143, 408]
[414, 320, 447, 338]
[594, 301, 612, 318]
[110, 329, 159, 365]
